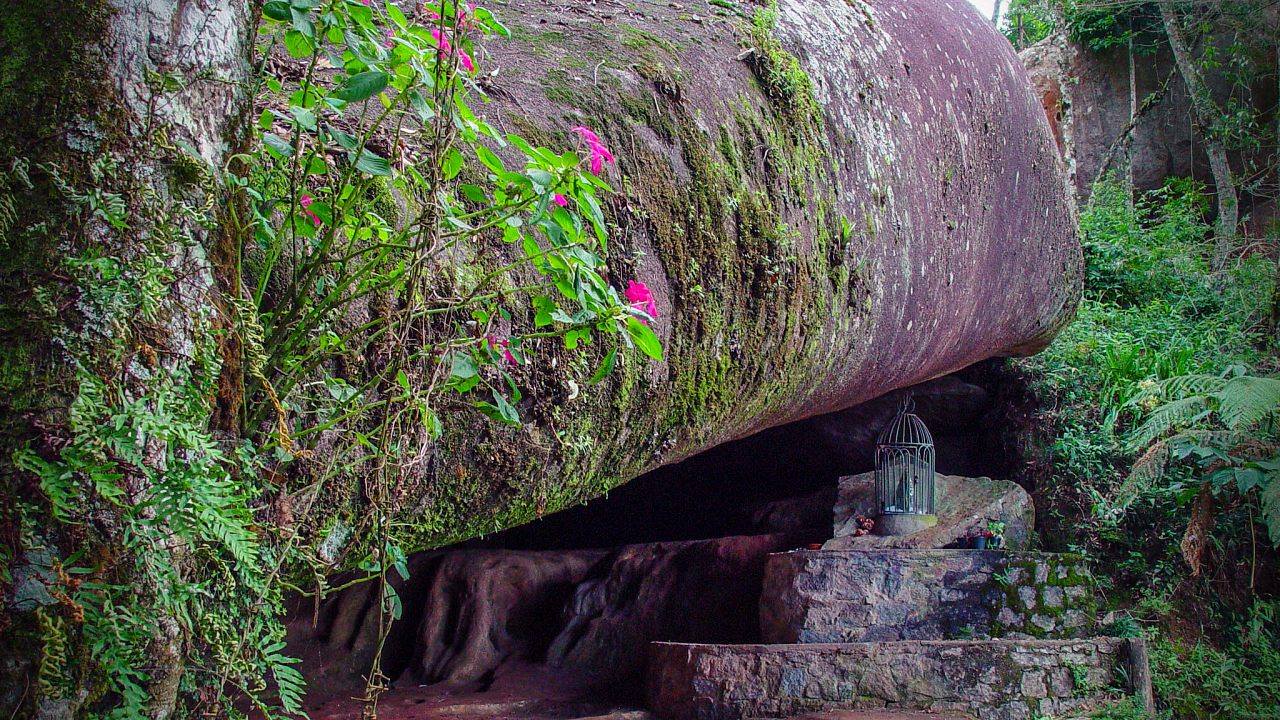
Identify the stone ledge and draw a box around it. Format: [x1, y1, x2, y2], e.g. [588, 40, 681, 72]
[828, 474, 1033, 551]
[760, 550, 1096, 643]
[646, 638, 1150, 720]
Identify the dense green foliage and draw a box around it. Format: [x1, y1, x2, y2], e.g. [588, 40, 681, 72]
[1020, 177, 1279, 718]
[3, 1, 663, 717]
[1000, 5, 1280, 714]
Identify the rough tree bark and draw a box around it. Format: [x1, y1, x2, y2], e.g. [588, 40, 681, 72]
[1158, 2, 1239, 272]
[0, 0, 253, 716]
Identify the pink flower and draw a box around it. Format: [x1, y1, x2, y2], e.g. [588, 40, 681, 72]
[431, 27, 452, 53]
[362, 0, 371, 5]
[572, 126, 615, 176]
[624, 280, 657, 323]
[299, 194, 322, 227]
[485, 335, 517, 366]
[572, 126, 603, 146]
[431, 28, 475, 72]
[553, 193, 568, 207]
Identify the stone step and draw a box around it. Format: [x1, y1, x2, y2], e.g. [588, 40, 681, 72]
[646, 638, 1152, 720]
[747, 707, 967, 712]
[760, 550, 1096, 644]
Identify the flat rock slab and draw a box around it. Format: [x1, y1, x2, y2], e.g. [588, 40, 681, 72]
[647, 639, 1150, 720]
[760, 550, 1097, 643]
[828, 474, 1033, 551]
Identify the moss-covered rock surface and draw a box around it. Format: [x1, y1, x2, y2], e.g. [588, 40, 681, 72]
[315, 0, 1081, 557]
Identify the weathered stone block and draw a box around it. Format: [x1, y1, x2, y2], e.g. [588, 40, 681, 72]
[647, 639, 1150, 720]
[760, 550, 1097, 643]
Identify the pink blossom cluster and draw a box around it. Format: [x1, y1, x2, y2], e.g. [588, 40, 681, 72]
[423, 3, 476, 71]
[485, 335, 516, 365]
[624, 280, 657, 324]
[571, 126, 615, 176]
[300, 194, 322, 227]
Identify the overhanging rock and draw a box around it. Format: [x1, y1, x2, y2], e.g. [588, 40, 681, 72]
[312, 0, 1081, 553]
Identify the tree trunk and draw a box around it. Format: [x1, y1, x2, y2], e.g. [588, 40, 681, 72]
[0, 0, 253, 716]
[1159, 2, 1238, 272]
[1270, 35, 1280, 341]
[1127, 33, 1137, 211]
[991, 0, 1004, 26]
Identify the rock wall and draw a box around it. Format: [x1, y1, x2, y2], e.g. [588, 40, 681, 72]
[1021, 31, 1277, 199]
[287, 534, 807, 698]
[760, 550, 1097, 644]
[296, 0, 1081, 561]
[647, 638, 1149, 720]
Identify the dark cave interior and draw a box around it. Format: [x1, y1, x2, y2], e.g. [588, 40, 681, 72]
[468, 359, 1031, 551]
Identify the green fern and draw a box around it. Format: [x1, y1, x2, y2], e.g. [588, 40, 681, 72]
[1219, 375, 1280, 430]
[1122, 367, 1280, 544]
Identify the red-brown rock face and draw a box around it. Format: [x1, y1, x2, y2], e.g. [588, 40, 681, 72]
[330, 0, 1083, 557]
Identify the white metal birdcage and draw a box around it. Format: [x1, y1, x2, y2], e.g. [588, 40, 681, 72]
[875, 396, 936, 517]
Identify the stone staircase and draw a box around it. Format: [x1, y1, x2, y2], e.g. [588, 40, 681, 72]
[644, 474, 1153, 720]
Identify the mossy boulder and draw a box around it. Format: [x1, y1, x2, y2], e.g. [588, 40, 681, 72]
[303, 0, 1081, 559]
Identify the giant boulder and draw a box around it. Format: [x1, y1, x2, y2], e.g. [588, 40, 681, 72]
[301, 0, 1080, 559]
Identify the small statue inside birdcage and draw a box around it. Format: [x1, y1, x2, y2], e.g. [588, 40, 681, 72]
[873, 396, 938, 535]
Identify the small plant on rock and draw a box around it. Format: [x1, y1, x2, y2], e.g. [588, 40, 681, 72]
[987, 520, 1007, 548]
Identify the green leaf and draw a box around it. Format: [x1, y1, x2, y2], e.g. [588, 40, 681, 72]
[262, 1, 291, 21]
[588, 348, 618, 384]
[579, 191, 607, 246]
[477, 390, 520, 426]
[442, 148, 464, 180]
[450, 353, 478, 380]
[289, 105, 317, 131]
[333, 71, 389, 103]
[290, 7, 315, 38]
[476, 145, 506, 174]
[396, 369, 411, 395]
[460, 184, 488, 203]
[409, 90, 436, 122]
[352, 148, 392, 177]
[527, 168, 554, 191]
[625, 317, 662, 361]
[262, 132, 294, 159]
[1262, 474, 1280, 547]
[283, 29, 314, 58]
[1219, 375, 1280, 431]
[533, 296, 555, 327]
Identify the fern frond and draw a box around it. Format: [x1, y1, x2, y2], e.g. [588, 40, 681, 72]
[1114, 439, 1172, 513]
[1139, 373, 1227, 403]
[1218, 375, 1280, 431]
[1129, 395, 1214, 449]
[1262, 475, 1280, 548]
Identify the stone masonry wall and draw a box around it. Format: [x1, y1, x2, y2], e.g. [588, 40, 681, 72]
[647, 638, 1147, 720]
[760, 550, 1096, 644]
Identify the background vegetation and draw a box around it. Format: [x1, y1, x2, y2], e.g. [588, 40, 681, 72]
[995, 3, 1280, 718]
[1020, 177, 1278, 718]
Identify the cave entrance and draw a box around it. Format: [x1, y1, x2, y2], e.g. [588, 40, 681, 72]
[476, 359, 1028, 551]
[286, 360, 1032, 719]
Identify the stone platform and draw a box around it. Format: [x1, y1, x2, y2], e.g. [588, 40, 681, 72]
[828, 474, 1033, 551]
[647, 638, 1150, 720]
[747, 707, 962, 712]
[760, 550, 1096, 644]
[644, 474, 1151, 720]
